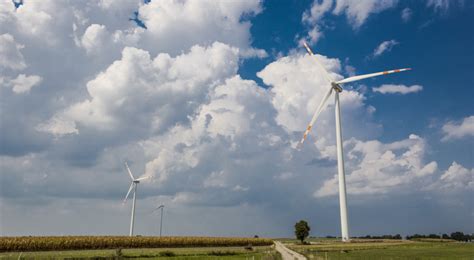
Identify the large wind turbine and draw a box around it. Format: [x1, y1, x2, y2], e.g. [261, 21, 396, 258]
[300, 42, 411, 242]
[123, 162, 148, 236]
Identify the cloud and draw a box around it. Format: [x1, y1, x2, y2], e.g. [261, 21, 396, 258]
[42, 42, 241, 135]
[257, 53, 342, 132]
[300, 0, 398, 44]
[79, 24, 113, 54]
[373, 84, 423, 94]
[136, 0, 262, 54]
[372, 40, 399, 57]
[315, 134, 438, 197]
[401, 7, 412, 22]
[302, 0, 334, 25]
[300, 0, 332, 45]
[5, 74, 42, 94]
[35, 116, 79, 137]
[304, 27, 324, 45]
[0, 33, 26, 70]
[0, 0, 264, 160]
[428, 162, 474, 191]
[0, 0, 63, 46]
[333, 0, 399, 28]
[426, 0, 451, 12]
[441, 115, 474, 141]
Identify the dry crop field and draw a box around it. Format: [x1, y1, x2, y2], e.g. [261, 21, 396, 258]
[0, 236, 273, 252]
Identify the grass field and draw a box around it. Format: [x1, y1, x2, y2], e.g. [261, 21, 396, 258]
[0, 246, 281, 259]
[284, 239, 474, 260]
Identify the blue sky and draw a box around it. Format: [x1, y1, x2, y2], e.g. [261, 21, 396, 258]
[0, 0, 473, 237]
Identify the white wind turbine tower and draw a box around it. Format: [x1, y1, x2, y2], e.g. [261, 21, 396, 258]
[300, 42, 411, 242]
[123, 162, 148, 236]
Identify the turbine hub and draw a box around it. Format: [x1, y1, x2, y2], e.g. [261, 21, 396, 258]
[332, 82, 343, 92]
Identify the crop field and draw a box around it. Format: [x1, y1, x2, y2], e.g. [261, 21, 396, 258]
[284, 239, 474, 259]
[0, 246, 281, 259]
[0, 236, 273, 252]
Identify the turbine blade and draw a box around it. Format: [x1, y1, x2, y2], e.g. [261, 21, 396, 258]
[123, 182, 134, 203]
[135, 176, 149, 181]
[152, 205, 164, 212]
[125, 162, 135, 180]
[299, 87, 333, 146]
[336, 68, 411, 85]
[303, 42, 334, 85]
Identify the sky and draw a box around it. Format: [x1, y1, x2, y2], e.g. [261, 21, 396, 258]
[0, 0, 473, 238]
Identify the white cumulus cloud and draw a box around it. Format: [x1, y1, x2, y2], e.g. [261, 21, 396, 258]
[441, 116, 474, 141]
[427, 162, 474, 191]
[80, 24, 112, 54]
[373, 84, 423, 94]
[43, 42, 241, 134]
[136, 0, 262, 54]
[315, 134, 438, 197]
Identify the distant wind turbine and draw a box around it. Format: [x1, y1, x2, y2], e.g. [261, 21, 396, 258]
[299, 42, 411, 242]
[152, 204, 164, 237]
[123, 162, 148, 236]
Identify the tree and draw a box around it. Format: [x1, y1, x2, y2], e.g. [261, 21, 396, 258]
[450, 232, 465, 241]
[294, 220, 311, 243]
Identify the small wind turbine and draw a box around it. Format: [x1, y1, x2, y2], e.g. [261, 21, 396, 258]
[299, 42, 411, 242]
[123, 162, 148, 236]
[152, 204, 164, 237]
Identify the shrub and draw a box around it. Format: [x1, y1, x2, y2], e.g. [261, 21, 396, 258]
[208, 250, 238, 256]
[158, 250, 176, 257]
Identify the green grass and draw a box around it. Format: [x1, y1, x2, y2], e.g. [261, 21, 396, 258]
[0, 246, 282, 259]
[287, 240, 474, 260]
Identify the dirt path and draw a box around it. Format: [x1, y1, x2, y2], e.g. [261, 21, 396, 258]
[274, 241, 307, 260]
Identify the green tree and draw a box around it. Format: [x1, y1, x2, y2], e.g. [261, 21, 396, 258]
[294, 220, 311, 243]
[450, 231, 465, 241]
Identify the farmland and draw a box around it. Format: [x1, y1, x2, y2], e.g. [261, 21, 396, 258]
[281, 238, 474, 259]
[0, 236, 272, 252]
[1, 236, 473, 259]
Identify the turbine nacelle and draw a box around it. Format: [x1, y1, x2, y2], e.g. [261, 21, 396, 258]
[331, 82, 343, 92]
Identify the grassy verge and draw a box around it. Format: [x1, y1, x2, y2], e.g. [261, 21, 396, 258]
[0, 246, 282, 259]
[286, 239, 474, 260]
